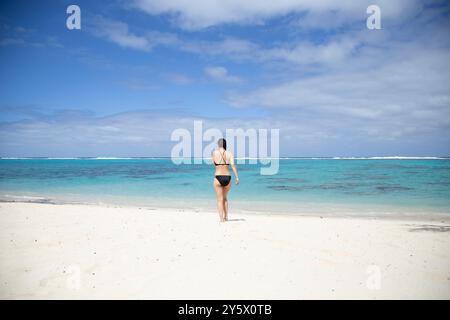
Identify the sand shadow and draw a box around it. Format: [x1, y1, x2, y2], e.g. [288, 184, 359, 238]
[226, 218, 246, 222]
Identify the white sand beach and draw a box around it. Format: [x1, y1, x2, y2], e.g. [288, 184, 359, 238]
[0, 202, 449, 299]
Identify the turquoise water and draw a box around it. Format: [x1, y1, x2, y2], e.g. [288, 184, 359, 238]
[1, 158, 449, 214]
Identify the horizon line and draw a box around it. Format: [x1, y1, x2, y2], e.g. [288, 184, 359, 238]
[1, 156, 449, 160]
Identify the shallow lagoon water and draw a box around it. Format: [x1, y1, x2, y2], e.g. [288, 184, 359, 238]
[1, 158, 449, 215]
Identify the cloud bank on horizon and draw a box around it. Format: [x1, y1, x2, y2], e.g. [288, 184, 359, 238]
[0, 0, 449, 157]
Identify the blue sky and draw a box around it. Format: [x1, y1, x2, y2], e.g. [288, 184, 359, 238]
[0, 0, 449, 157]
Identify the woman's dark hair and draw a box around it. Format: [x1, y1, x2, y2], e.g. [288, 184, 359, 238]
[218, 138, 226, 150]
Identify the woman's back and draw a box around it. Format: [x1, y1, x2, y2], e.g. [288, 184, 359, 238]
[213, 149, 231, 176]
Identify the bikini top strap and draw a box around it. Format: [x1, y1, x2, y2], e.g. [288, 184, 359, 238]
[219, 150, 228, 165]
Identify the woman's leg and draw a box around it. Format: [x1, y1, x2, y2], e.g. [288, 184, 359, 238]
[223, 182, 231, 221]
[213, 179, 225, 222]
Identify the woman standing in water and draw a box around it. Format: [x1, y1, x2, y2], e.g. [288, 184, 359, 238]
[212, 138, 239, 222]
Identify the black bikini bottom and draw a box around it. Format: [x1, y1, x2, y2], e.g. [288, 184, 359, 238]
[215, 175, 231, 187]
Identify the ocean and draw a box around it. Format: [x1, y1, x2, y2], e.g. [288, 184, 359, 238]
[1, 158, 449, 215]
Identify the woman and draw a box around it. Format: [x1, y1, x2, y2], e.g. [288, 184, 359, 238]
[212, 138, 239, 222]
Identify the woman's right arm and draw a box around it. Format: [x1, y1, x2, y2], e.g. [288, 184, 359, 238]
[229, 153, 239, 185]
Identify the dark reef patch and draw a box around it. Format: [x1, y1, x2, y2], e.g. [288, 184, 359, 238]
[375, 185, 413, 192]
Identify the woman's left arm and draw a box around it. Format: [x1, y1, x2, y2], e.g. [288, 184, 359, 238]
[230, 153, 239, 185]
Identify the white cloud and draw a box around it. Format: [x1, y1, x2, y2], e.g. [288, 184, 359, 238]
[260, 37, 359, 66]
[89, 15, 368, 69]
[204, 66, 241, 83]
[2, 105, 449, 157]
[91, 16, 152, 51]
[90, 16, 259, 59]
[226, 42, 450, 143]
[131, 0, 421, 30]
[181, 37, 258, 58]
[90, 16, 179, 51]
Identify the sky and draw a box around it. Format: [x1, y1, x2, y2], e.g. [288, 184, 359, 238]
[0, 0, 449, 157]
